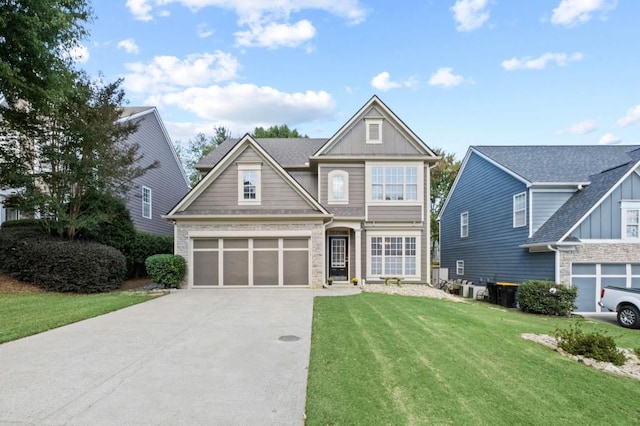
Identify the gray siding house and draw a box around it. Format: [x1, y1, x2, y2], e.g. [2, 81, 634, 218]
[119, 107, 190, 235]
[439, 145, 640, 313]
[165, 96, 439, 288]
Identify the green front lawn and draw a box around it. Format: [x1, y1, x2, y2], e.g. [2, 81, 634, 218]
[306, 293, 640, 425]
[0, 292, 159, 344]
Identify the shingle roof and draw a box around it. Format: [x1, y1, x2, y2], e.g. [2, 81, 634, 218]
[474, 145, 640, 183]
[196, 137, 328, 169]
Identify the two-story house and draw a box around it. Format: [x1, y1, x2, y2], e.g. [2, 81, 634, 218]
[165, 96, 439, 288]
[439, 145, 640, 313]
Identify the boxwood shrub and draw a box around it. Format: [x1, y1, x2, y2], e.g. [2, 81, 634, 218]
[0, 227, 49, 275]
[145, 254, 186, 288]
[518, 280, 576, 316]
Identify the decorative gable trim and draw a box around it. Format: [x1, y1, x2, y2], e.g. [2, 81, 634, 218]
[166, 134, 330, 217]
[312, 95, 437, 158]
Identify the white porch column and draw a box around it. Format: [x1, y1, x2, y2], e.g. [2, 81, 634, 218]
[354, 228, 362, 283]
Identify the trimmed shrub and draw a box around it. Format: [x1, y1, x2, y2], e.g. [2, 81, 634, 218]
[145, 254, 186, 288]
[28, 240, 126, 293]
[0, 227, 50, 275]
[124, 232, 174, 278]
[517, 280, 576, 316]
[0, 218, 47, 229]
[554, 324, 626, 366]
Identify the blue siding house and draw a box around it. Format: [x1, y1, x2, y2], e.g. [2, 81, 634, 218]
[439, 145, 640, 313]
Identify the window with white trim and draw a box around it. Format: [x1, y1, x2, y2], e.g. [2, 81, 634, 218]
[622, 201, 640, 239]
[369, 235, 418, 277]
[328, 170, 349, 204]
[456, 260, 464, 275]
[142, 186, 152, 219]
[366, 118, 383, 144]
[371, 166, 418, 201]
[238, 163, 261, 205]
[513, 192, 526, 228]
[460, 211, 468, 238]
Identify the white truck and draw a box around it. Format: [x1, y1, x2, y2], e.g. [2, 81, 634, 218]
[599, 287, 640, 329]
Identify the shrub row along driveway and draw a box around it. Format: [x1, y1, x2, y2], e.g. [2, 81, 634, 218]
[0, 289, 329, 425]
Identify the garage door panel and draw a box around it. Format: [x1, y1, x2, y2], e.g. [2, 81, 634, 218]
[573, 277, 596, 312]
[283, 251, 309, 286]
[194, 251, 218, 286]
[254, 251, 279, 286]
[224, 251, 249, 286]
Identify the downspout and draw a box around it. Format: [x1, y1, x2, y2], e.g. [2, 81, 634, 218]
[547, 245, 561, 284]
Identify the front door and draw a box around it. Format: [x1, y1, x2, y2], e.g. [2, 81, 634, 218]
[328, 236, 348, 281]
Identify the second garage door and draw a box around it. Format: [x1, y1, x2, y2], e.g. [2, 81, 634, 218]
[571, 263, 640, 312]
[192, 237, 310, 287]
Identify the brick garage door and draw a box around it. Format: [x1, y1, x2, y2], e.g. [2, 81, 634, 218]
[571, 263, 640, 312]
[192, 237, 310, 287]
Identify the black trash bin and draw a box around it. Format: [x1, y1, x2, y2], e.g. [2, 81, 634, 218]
[485, 281, 497, 304]
[496, 282, 519, 308]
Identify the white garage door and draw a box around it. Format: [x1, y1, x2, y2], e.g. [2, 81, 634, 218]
[192, 237, 310, 287]
[571, 263, 640, 312]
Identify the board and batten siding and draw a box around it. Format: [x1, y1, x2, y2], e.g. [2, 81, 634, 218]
[531, 191, 573, 233]
[440, 152, 555, 284]
[125, 112, 189, 235]
[323, 107, 423, 156]
[186, 146, 316, 212]
[571, 171, 640, 239]
[319, 164, 365, 216]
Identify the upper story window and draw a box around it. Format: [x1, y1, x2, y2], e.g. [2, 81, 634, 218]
[365, 118, 383, 144]
[238, 163, 261, 205]
[142, 186, 152, 219]
[621, 201, 640, 239]
[513, 192, 526, 228]
[370, 165, 418, 202]
[328, 170, 349, 204]
[460, 211, 469, 238]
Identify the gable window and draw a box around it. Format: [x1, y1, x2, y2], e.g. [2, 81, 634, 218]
[513, 192, 526, 228]
[366, 118, 383, 144]
[370, 165, 419, 202]
[328, 170, 349, 204]
[456, 260, 464, 275]
[621, 201, 640, 239]
[368, 233, 420, 278]
[460, 211, 469, 238]
[142, 186, 152, 219]
[238, 163, 262, 205]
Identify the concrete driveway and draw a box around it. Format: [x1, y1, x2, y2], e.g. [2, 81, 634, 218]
[0, 288, 358, 426]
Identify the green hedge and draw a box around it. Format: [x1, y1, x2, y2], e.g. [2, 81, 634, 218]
[0, 218, 47, 229]
[518, 280, 577, 317]
[123, 232, 174, 278]
[145, 254, 186, 288]
[0, 227, 48, 275]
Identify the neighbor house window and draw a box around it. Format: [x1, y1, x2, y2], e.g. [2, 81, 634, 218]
[456, 260, 464, 275]
[621, 201, 640, 239]
[460, 211, 469, 238]
[142, 187, 152, 219]
[328, 170, 349, 204]
[365, 118, 383, 144]
[370, 165, 419, 201]
[237, 163, 261, 205]
[369, 234, 419, 277]
[513, 192, 526, 227]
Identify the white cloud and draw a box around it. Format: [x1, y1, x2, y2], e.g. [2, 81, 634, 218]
[235, 20, 316, 48]
[197, 23, 214, 38]
[123, 51, 240, 93]
[501, 52, 583, 71]
[370, 72, 416, 92]
[65, 44, 90, 63]
[150, 84, 336, 126]
[428, 68, 465, 88]
[556, 119, 597, 135]
[617, 105, 640, 126]
[451, 0, 490, 32]
[117, 39, 140, 54]
[126, 0, 153, 21]
[551, 0, 616, 27]
[598, 133, 622, 145]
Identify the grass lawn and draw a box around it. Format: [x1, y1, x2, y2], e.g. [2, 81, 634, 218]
[306, 293, 640, 425]
[0, 292, 159, 344]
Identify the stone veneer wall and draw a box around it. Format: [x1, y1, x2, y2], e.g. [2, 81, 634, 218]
[175, 221, 325, 288]
[558, 243, 640, 284]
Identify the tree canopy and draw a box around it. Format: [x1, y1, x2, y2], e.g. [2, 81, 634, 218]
[175, 126, 231, 187]
[252, 124, 308, 138]
[430, 147, 461, 257]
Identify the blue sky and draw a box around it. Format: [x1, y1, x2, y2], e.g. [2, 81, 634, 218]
[77, 0, 640, 159]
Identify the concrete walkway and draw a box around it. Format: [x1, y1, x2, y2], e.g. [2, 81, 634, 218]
[0, 287, 359, 426]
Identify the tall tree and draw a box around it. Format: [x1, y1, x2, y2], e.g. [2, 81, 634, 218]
[175, 126, 231, 187]
[0, 74, 156, 238]
[430, 147, 461, 257]
[252, 124, 308, 138]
